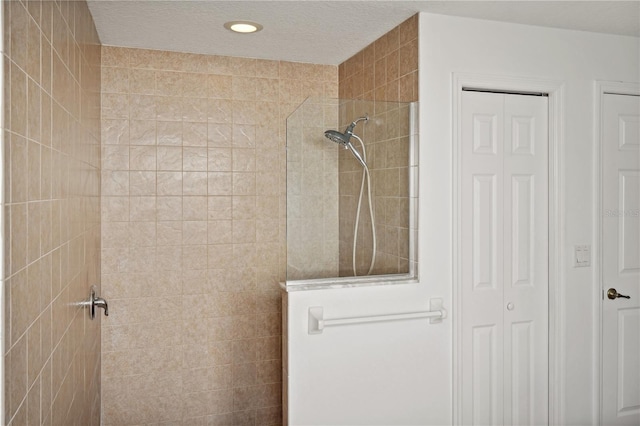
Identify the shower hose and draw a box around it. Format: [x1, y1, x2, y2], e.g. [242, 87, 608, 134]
[351, 134, 376, 276]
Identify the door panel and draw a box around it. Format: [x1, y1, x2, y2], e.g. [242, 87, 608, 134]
[618, 309, 640, 413]
[511, 321, 534, 426]
[511, 175, 534, 287]
[472, 324, 500, 425]
[461, 91, 548, 425]
[473, 174, 499, 290]
[602, 93, 640, 426]
[503, 94, 549, 426]
[619, 172, 640, 272]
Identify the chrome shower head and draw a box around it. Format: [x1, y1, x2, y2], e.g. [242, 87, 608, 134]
[324, 115, 369, 147]
[324, 129, 351, 147]
[324, 123, 368, 168]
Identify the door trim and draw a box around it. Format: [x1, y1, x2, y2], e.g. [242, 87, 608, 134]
[452, 73, 565, 426]
[594, 80, 640, 425]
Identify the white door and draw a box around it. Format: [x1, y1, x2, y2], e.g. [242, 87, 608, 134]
[460, 91, 549, 425]
[602, 93, 640, 426]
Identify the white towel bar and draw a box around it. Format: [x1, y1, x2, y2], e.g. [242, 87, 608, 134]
[308, 298, 447, 335]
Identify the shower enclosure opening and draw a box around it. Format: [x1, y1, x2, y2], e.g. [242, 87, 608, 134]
[286, 98, 418, 285]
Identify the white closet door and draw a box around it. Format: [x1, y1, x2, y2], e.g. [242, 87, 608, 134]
[460, 91, 548, 426]
[502, 94, 549, 426]
[602, 93, 640, 426]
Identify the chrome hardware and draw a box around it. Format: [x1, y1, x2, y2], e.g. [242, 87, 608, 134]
[607, 288, 631, 300]
[506, 302, 515, 311]
[80, 285, 109, 319]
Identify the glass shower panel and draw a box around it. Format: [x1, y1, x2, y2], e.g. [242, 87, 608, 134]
[286, 97, 417, 283]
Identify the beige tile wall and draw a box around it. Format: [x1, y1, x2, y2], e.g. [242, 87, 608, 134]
[285, 98, 340, 280]
[339, 14, 418, 103]
[2, 0, 102, 425]
[100, 46, 336, 425]
[337, 15, 418, 276]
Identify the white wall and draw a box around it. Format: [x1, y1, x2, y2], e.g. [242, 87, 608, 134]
[286, 284, 450, 425]
[0, 2, 5, 424]
[419, 12, 639, 425]
[287, 13, 639, 426]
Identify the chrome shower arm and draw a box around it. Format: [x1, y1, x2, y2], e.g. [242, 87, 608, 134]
[345, 115, 369, 135]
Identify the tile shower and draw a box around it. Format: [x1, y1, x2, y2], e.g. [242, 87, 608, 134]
[99, 47, 335, 424]
[2, 0, 417, 423]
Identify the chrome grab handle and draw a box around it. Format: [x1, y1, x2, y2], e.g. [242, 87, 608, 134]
[607, 288, 631, 300]
[79, 285, 109, 319]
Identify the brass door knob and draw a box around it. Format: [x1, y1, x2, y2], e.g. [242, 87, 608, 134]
[607, 288, 630, 300]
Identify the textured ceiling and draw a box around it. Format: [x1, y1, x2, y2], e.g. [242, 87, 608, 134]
[87, 1, 640, 65]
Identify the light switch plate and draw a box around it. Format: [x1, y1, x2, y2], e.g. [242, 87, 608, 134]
[574, 245, 591, 267]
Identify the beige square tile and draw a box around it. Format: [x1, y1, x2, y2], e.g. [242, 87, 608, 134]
[232, 362, 257, 387]
[232, 101, 256, 125]
[130, 94, 156, 119]
[102, 222, 131, 248]
[256, 78, 279, 102]
[183, 196, 208, 220]
[155, 95, 183, 121]
[232, 196, 256, 220]
[102, 45, 131, 68]
[130, 222, 157, 247]
[102, 171, 129, 196]
[232, 149, 256, 172]
[208, 99, 232, 124]
[232, 76, 257, 101]
[183, 73, 208, 98]
[183, 221, 208, 245]
[157, 171, 183, 196]
[102, 67, 130, 93]
[208, 220, 233, 244]
[157, 146, 183, 171]
[157, 196, 183, 220]
[233, 220, 256, 244]
[207, 196, 232, 220]
[183, 147, 208, 171]
[232, 124, 256, 148]
[183, 171, 208, 195]
[156, 71, 183, 96]
[157, 221, 183, 246]
[130, 146, 157, 170]
[207, 172, 232, 196]
[255, 172, 278, 196]
[157, 120, 182, 146]
[232, 173, 256, 195]
[208, 148, 232, 172]
[130, 196, 157, 221]
[183, 122, 208, 147]
[129, 119, 155, 146]
[182, 97, 208, 123]
[207, 123, 232, 147]
[207, 74, 232, 99]
[103, 145, 130, 171]
[183, 245, 208, 270]
[129, 68, 156, 94]
[102, 197, 130, 222]
[130, 171, 156, 195]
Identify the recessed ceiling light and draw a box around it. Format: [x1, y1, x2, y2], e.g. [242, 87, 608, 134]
[224, 21, 263, 34]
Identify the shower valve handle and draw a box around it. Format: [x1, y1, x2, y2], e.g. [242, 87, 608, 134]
[79, 285, 109, 319]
